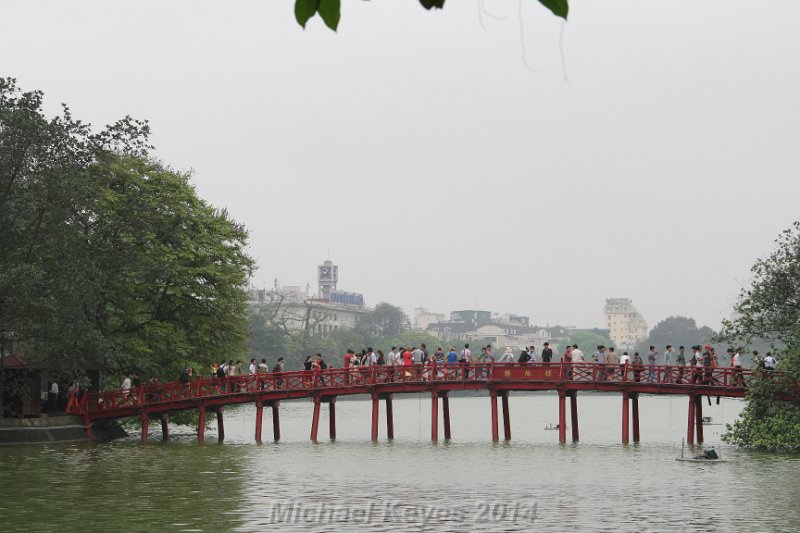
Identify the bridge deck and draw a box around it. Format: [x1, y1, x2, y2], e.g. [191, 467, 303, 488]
[66, 363, 788, 445]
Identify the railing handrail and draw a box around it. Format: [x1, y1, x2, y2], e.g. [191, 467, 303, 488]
[66, 361, 784, 416]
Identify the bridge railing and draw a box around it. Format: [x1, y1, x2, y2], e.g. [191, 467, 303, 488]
[68, 362, 767, 416]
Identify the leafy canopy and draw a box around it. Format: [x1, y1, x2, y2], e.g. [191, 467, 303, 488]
[0, 78, 253, 386]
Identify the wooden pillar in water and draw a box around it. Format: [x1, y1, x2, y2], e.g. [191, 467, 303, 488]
[442, 392, 451, 440]
[217, 408, 225, 443]
[695, 395, 704, 444]
[161, 414, 169, 442]
[501, 392, 511, 441]
[255, 401, 263, 444]
[272, 401, 281, 442]
[329, 397, 337, 440]
[687, 395, 695, 445]
[431, 392, 439, 442]
[558, 391, 567, 444]
[310, 396, 321, 442]
[83, 415, 94, 441]
[621, 391, 630, 444]
[385, 396, 394, 440]
[198, 405, 206, 445]
[631, 393, 640, 442]
[490, 391, 499, 442]
[371, 393, 380, 442]
[570, 391, 579, 442]
[140, 412, 149, 444]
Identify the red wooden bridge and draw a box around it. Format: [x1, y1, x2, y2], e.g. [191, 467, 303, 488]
[67, 362, 780, 445]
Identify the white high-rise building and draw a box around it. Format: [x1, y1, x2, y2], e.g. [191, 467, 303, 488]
[604, 298, 648, 350]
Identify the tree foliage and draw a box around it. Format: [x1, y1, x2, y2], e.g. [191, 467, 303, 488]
[721, 221, 800, 450]
[637, 316, 716, 355]
[0, 78, 253, 388]
[294, 0, 568, 32]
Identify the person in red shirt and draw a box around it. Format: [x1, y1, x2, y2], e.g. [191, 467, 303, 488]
[343, 350, 352, 384]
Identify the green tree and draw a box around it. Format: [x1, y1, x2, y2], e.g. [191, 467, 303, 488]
[721, 221, 800, 450]
[0, 79, 253, 399]
[637, 316, 716, 355]
[358, 302, 410, 337]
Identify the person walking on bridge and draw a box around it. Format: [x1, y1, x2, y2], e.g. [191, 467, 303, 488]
[498, 347, 515, 363]
[460, 344, 472, 379]
[676, 346, 686, 384]
[541, 342, 553, 366]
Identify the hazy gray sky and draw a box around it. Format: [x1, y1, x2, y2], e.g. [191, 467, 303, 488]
[3, 0, 799, 331]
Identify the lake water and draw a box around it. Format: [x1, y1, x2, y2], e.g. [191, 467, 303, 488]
[1, 393, 799, 532]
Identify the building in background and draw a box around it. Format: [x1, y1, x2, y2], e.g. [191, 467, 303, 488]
[414, 307, 446, 331]
[426, 309, 570, 351]
[604, 298, 648, 351]
[247, 259, 369, 335]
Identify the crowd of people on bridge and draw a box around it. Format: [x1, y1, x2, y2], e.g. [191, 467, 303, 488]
[177, 342, 777, 388]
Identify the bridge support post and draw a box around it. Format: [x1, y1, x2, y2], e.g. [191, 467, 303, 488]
[695, 395, 704, 444]
[82, 415, 94, 441]
[385, 395, 394, 440]
[631, 393, 640, 442]
[161, 414, 169, 442]
[442, 392, 451, 440]
[217, 408, 225, 443]
[558, 391, 567, 444]
[255, 401, 263, 444]
[431, 392, 439, 442]
[198, 405, 206, 445]
[311, 396, 321, 443]
[501, 391, 511, 441]
[272, 401, 281, 442]
[570, 391, 579, 442]
[141, 412, 149, 444]
[622, 391, 630, 444]
[329, 397, 336, 440]
[687, 395, 695, 445]
[371, 393, 380, 442]
[490, 391, 499, 442]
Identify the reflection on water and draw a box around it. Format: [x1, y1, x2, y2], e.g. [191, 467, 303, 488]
[1, 394, 799, 532]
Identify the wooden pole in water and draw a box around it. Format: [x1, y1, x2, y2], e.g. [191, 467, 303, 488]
[310, 396, 321, 442]
[501, 391, 511, 441]
[570, 391, 579, 442]
[558, 391, 567, 444]
[255, 400, 263, 444]
[695, 395, 704, 444]
[197, 405, 206, 445]
[370, 393, 379, 442]
[687, 395, 695, 445]
[272, 401, 281, 442]
[140, 412, 149, 444]
[442, 392, 451, 440]
[329, 397, 336, 440]
[622, 391, 630, 444]
[161, 414, 169, 442]
[385, 395, 394, 440]
[490, 391, 499, 442]
[431, 392, 439, 442]
[631, 392, 640, 442]
[217, 408, 225, 443]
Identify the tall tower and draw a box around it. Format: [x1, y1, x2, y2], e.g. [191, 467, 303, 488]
[317, 259, 338, 300]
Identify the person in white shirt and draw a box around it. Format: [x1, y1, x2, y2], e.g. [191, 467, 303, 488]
[248, 359, 257, 375]
[529, 346, 538, 364]
[387, 348, 396, 366]
[369, 348, 378, 366]
[498, 347, 515, 363]
[461, 344, 472, 379]
[571, 345, 584, 362]
[732, 349, 744, 386]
